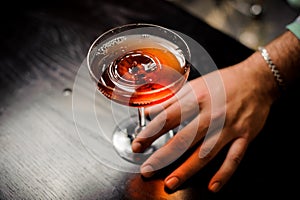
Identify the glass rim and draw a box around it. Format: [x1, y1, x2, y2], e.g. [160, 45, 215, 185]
[86, 23, 191, 95]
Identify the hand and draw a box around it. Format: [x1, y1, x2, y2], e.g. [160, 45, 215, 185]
[131, 53, 278, 192]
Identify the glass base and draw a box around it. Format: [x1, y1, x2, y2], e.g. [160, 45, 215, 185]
[112, 115, 173, 164]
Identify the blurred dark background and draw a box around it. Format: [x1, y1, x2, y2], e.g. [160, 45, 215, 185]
[169, 0, 299, 49]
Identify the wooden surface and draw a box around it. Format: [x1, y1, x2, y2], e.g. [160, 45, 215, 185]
[0, 0, 299, 199]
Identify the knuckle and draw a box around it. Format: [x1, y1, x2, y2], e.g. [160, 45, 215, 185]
[198, 146, 214, 161]
[196, 90, 208, 102]
[229, 153, 243, 166]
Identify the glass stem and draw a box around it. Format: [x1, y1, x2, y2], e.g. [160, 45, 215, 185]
[138, 107, 146, 129]
[130, 107, 146, 141]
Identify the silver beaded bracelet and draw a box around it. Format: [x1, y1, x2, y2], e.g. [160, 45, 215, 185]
[258, 46, 285, 90]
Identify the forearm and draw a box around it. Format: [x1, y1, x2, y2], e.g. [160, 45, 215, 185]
[264, 30, 300, 87]
[233, 27, 300, 105]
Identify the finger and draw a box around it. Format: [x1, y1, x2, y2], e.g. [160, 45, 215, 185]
[132, 90, 200, 153]
[132, 100, 183, 153]
[163, 130, 228, 191]
[145, 95, 177, 118]
[208, 137, 248, 192]
[145, 81, 194, 117]
[139, 115, 207, 177]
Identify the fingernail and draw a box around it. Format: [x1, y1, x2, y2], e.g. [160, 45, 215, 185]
[132, 142, 142, 152]
[210, 182, 221, 192]
[141, 164, 154, 177]
[165, 177, 180, 190]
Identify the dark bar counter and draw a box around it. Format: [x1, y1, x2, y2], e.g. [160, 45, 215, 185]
[0, 0, 299, 199]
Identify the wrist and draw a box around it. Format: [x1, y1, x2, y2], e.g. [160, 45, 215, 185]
[240, 51, 280, 104]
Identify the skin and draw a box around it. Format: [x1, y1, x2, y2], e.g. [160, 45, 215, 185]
[131, 30, 300, 192]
